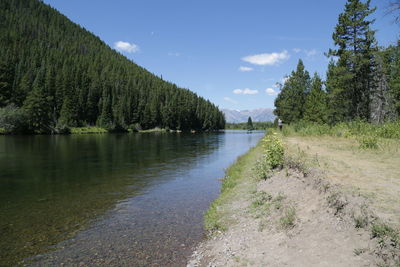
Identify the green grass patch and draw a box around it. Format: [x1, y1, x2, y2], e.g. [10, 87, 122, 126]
[204, 139, 264, 234]
[279, 206, 296, 229]
[70, 127, 108, 134]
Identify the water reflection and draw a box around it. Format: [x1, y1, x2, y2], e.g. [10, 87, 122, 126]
[0, 131, 264, 266]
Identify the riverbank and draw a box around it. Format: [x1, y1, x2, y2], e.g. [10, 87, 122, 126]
[189, 131, 400, 266]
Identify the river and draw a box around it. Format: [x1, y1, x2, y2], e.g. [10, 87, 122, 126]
[0, 131, 264, 266]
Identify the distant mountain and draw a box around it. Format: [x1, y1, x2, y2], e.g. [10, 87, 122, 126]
[222, 108, 275, 123]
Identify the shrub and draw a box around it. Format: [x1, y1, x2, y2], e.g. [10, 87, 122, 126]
[262, 133, 284, 169]
[0, 104, 29, 134]
[358, 135, 378, 149]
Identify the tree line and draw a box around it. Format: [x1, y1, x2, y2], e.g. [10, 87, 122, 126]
[0, 0, 225, 134]
[275, 0, 400, 125]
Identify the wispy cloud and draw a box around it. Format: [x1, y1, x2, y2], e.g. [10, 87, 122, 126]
[114, 41, 139, 53]
[293, 48, 302, 53]
[168, 52, 181, 57]
[266, 88, 278, 96]
[305, 49, 318, 57]
[238, 66, 253, 72]
[233, 88, 258, 95]
[242, 50, 289, 66]
[224, 97, 237, 104]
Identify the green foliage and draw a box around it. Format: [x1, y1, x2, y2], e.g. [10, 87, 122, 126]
[0, 105, 29, 134]
[371, 223, 399, 245]
[282, 120, 400, 139]
[70, 127, 107, 134]
[225, 121, 274, 130]
[247, 116, 254, 130]
[358, 135, 378, 149]
[303, 73, 327, 123]
[274, 60, 310, 123]
[250, 191, 272, 210]
[22, 70, 53, 134]
[327, 0, 377, 121]
[279, 206, 296, 229]
[254, 159, 273, 180]
[0, 0, 225, 133]
[262, 133, 284, 169]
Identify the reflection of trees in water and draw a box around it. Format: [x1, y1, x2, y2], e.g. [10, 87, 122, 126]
[0, 133, 222, 266]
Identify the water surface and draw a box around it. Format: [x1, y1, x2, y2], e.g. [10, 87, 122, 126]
[0, 131, 264, 266]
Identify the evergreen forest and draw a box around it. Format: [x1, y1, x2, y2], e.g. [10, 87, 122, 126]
[274, 0, 400, 125]
[0, 0, 225, 134]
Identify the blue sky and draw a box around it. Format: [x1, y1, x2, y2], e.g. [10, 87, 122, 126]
[43, 0, 398, 110]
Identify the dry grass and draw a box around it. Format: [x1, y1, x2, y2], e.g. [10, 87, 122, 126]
[284, 135, 400, 227]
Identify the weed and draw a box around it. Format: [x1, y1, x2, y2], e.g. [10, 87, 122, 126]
[371, 223, 399, 245]
[327, 191, 347, 215]
[273, 193, 286, 210]
[354, 215, 369, 229]
[354, 248, 366, 255]
[254, 159, 272, 180]
[251, 191, 272, 209]
[280, 206, 296, 229]
[262, 132, 284, 169]
[358, 135, 379, 149]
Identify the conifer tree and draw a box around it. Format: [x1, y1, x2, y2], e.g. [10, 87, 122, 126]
[328, 0, 377, 121]
[274, 60, 310, 123]
[22, 69, 53, 133]
[0, 58, 15, 107]
[247, 116, 254, 130]
[304, 73, 327, 123]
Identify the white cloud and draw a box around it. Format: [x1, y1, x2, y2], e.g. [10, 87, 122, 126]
[305, 49, 318, 57]
[223, 97, 237, 104]
[266, 88, 278, 96]
[114, 41, 139, 53]
[293, 48, 302, 53]
[238, 66, 253, 72]
[241, 50, 290, 66]
[233, 88, 258, 95]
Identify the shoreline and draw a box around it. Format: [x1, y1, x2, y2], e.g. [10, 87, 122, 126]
[189, 132, 400, 266]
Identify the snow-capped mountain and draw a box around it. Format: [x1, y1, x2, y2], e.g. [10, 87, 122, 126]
[222, 108, 275, 123]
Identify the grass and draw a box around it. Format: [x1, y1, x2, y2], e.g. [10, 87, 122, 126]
[282, 120, 400, 139]
[70, 126, 108, 134]
[279, 206, 296, 230]
[204, 141, 264, 233]
[281, 123, 400, 265]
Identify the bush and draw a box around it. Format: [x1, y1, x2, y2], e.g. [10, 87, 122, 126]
[358, 135, 378, 149]
[128, 123, 142, 132]
[0, 105, 29, 134]
[262, 133, 284, 169]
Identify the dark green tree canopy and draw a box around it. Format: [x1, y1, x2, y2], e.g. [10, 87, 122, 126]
[0, 0, 225, 133]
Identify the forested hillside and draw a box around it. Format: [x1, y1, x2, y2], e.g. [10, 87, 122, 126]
[0, 0, 225, 133]
[274, 0, 400, 125]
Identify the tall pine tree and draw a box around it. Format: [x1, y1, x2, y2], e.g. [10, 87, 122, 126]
[327, 0, 377, 121]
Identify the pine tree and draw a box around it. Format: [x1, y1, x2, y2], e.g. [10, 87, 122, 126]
[22, 69, 53, 133]
[0, 58, 15, 107]
[303, 73, 327, 123]
[274, 59, 310, 123]
[328, 0, 377, 121]
[247, 116, 254, 130]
